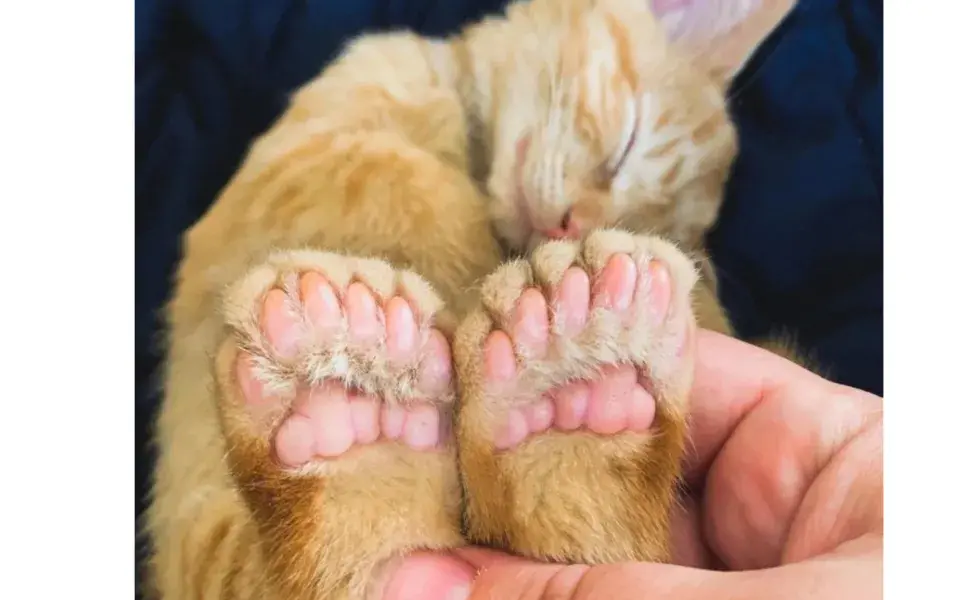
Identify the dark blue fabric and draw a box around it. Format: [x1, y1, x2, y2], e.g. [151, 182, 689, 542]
[135, 0, 881, 592]
[710, 0, 882, 394]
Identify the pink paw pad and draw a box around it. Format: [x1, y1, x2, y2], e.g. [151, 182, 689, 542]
[490, 349, 657, 450]
[241, 271, 453, 467]
[483, 253, 671, 451]
[264, 382, 444, 467]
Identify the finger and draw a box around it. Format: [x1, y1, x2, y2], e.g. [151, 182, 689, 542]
[454, 548, 589, 599]
[682, 329, 833, 487]
[686, 332, 883, 570]
[457, 546, 880, 600]
[703, 386, 881, 570]
[452, 547, 527, 569]
[456, 547, 744, 600]
[380, 551, 474, 600]
[778, 419, 884, 563]
[670, 492, 724, 569]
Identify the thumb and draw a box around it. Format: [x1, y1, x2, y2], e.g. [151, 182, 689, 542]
[454, 548, 743, 600]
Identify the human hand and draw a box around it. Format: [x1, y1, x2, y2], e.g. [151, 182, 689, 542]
[381, 329, 883, 599]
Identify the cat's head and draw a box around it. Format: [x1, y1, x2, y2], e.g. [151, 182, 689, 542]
[474, 0, 796, 252]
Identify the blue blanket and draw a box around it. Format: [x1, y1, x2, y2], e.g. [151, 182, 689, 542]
[135, 0, 881, 589]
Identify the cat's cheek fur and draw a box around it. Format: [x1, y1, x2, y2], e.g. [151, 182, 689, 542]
[485, 138, 536, 251]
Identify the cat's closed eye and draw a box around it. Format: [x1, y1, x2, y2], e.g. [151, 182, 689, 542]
[604, 98, 639, 181]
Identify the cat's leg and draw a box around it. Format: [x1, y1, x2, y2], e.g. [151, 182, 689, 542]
[214, 249, 463, 600]
[454, 229, 698, 563]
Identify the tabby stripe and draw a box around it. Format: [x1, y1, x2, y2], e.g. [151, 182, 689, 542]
[193, 516, 233, 600]
[653, 108, 675, 131]
[690, 112, 723, 145]
[660, 156, 685, 187]
[645, 137, 680, 159]
[221, 527, 255, 600]
[605, 14, 637, 90]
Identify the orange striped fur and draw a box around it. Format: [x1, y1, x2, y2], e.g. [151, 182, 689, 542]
[144, 1, 798, 598]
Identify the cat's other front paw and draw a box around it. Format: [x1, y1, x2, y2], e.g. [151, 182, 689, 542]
[212, 250, 463, 599]
[454, 229, 698, 564]
[230, 269, 453, 469]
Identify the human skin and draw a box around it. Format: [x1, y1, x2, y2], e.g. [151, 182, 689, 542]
[381, 328, 883, 600]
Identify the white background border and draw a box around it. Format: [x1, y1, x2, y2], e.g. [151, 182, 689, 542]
[0, 2, 134, 597]
[885, 1, 975, 597]
[0, 1, 968, 598]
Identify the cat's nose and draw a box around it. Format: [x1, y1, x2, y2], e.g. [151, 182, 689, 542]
[541, 207, 582, 240]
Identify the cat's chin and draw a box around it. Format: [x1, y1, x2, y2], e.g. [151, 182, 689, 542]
[523, 232, 550, 254]
[510, 227, 591, 255]
[486, 212, 534, 256]
[496, 232, 536, 259]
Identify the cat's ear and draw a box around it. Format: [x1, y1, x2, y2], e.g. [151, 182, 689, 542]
[648, 0, 797, 80]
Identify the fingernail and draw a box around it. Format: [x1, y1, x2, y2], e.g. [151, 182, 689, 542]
[445, 584, 470, 600]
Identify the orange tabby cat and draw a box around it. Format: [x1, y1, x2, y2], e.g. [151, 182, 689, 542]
[144, 0, 798, 598]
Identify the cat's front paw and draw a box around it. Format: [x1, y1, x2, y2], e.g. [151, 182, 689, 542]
[213, 250, 462, 599]
[454, 229, 697, 564]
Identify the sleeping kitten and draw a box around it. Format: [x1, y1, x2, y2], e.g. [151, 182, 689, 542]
[144, 0, 798, 598]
